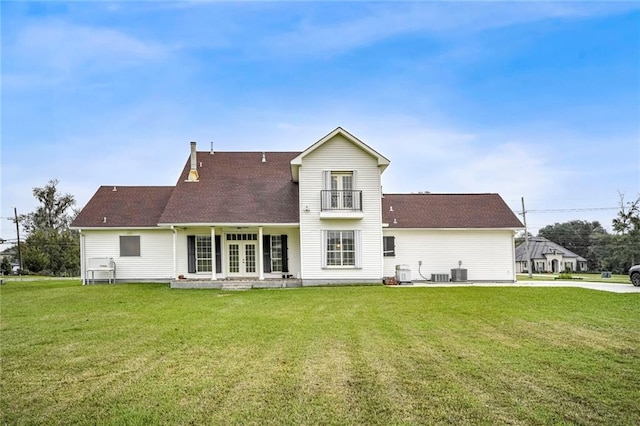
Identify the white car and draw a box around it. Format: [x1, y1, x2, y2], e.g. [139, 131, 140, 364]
[630, 265, 640, 287]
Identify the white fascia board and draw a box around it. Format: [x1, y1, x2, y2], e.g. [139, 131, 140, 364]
[71, 226, 164, 231]
[157, 222, 300, 228]
[382, 227, 522, 232]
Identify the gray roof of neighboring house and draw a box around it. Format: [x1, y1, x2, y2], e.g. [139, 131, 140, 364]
[515, 236, 587, 262]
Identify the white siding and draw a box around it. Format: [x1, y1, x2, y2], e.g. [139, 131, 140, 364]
[299, 134, 383, 282]
[383, 229, 517, 282]
[82, 229, 173, 281]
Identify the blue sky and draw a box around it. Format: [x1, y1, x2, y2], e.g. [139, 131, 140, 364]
[2, 1, 639, 248]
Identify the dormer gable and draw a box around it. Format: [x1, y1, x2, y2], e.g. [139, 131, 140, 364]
[290, 127, 390, 182]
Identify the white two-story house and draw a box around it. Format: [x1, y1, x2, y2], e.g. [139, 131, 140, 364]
[71, 127, 523, 287]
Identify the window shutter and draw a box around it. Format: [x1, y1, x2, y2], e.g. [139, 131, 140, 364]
[323, 170, 331, 190]
[215, 235, 222, 274]
[321, 230, 328, 268]
[263, 235, 272, 273]
[187, 235, 196, 273]
[352, 170, 357, 189]
[354, 230, 362, 269]
[281, 235, 289, 272]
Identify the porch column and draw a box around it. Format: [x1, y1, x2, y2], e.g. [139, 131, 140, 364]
[211, 226, 217, 280]
[258, 226, 264, 280]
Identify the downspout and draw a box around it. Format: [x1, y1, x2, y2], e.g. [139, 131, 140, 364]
[171, 226, 177, 279]
[258, 226, 264, 281]
[511, 230, 517, 283]
[79, 230, 85, 285]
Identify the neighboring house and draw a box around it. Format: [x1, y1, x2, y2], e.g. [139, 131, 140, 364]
[515, 236, 588, 273]
[71, 127, 523, 286]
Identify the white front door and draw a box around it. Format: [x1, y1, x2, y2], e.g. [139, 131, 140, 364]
[226, 233, 258, 277]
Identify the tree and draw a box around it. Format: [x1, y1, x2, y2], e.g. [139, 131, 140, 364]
[20, 179, 76, 234]
[538, 220, 607, 270]
[1, 257, 12, 275]
[612, 193, 640, 269]
[19, 180, 80, 276]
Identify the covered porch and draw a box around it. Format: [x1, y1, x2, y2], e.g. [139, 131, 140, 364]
[170, 225, 300, 283]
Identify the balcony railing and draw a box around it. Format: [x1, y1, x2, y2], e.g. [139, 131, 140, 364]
[321, 190, 363, 211]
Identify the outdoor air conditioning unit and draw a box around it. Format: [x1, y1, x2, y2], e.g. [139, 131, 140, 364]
[431, 273, 449, 283]
[395, 264, 412, 284]
[451, 268, 468, 282]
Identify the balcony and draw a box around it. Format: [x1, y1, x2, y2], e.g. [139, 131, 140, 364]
[320, 190, 364, 219]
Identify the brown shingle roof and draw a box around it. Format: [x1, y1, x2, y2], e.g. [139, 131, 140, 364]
[71, 186, 174, 228]
[382, 193, 523, 229]
[158, 151, 300, 224]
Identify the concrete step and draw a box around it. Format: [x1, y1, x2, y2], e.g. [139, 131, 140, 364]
[221, 282, 253, 291]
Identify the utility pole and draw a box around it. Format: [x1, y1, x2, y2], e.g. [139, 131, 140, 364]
[14, 207, 23, 273]
[521, 197, 532, 278]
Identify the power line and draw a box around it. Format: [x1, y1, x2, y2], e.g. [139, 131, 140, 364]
[527, 207, 619, 213]
[514, 207, 619, 215]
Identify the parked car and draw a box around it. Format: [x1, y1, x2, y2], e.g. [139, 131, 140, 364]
[630, 265, 640, 287]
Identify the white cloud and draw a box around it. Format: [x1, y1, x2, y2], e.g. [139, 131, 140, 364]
[262, 2, 637, 57]
[4, 20, 169, 86]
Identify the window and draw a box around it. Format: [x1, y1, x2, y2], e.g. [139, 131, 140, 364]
[196, 236, 212, 272]
[263, 235, 288, 273]
[323, 230, 361, 267]
[383, 236, 395, 257]
[271, 235, 283, 272]
[226, 233, 257, 241]
[187, 235, 221, 274]
[120, 236, 140, 257]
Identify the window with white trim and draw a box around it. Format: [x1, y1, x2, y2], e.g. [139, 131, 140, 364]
[271, 235, 283, 272]
[321, 230, 361, 269]
[120, 236, 140, 257]
[196, 236, 212, 272]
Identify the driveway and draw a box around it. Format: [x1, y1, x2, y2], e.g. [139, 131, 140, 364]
[397, 280, 640, 294]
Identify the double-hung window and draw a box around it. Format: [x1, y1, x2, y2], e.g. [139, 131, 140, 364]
[196, 236, 212, 272]
[322, 230, 361, 268]
[262, 234, 289, 273]
[270, 235, 283, 272]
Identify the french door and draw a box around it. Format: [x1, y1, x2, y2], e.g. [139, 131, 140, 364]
[331, 172, 354, 209]
[226, 233, 258, 277]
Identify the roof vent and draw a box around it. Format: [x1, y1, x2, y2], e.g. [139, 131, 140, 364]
[389, 206, 394, 211]
[210, 141, 214, 155]
[262, 152, 266, 163]
[393, 218, 398, 224]
[112, 186, 117, 192]
[103, 217, 107, 223]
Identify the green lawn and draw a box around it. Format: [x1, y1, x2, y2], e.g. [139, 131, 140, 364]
[517, 273, 631, 284]
[2, 281, 639, 425]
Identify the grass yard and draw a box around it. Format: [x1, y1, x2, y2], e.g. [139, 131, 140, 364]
[2, 281, 639, 425]
[517, 273, 631, 284]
